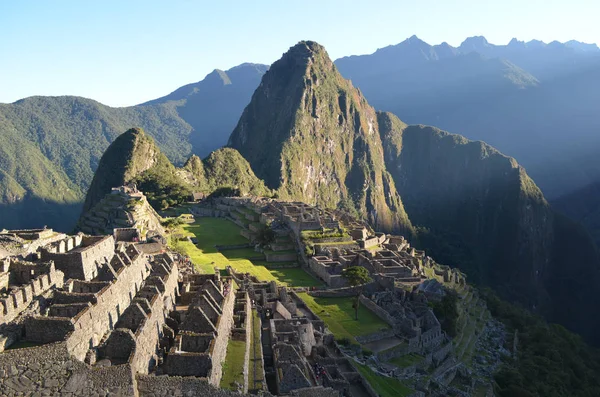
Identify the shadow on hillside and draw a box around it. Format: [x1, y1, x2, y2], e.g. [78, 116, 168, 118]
[0, 197, 83, 233]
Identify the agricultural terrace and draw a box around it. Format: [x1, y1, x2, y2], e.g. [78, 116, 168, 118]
[170, 217, 322, 287]
[297, 293, 390, 344]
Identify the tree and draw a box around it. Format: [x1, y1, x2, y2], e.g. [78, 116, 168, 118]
[342, 266, 372, 320]
[256, 225, 276, 246]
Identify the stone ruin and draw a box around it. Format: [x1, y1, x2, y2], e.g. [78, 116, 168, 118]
[0, 227, 66, 259]
[160, 272, 235, 388]
[77, 185, 165, 239]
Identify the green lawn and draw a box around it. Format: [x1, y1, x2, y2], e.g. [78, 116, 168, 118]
[171, 217, 315, 286]
[183, 218, 248, 250]
[248, 310, 265, 392]
[222, 248, 264, 260]
[269, 268, 323, 287]
[355, 362, 413, 397]
[297, 293, 390, 343]
[220, 339, 246, 390]
[387, 353, 424, 368]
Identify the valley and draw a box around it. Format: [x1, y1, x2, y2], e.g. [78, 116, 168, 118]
[2, 10, 600, 395]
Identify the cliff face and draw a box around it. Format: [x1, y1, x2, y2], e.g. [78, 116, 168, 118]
[378, 112, 600, 341]
[202, 148, 271, 197]
[177, 149, 271, 197]
[229, 41, 413, 234]
[82, 128, 165, 213]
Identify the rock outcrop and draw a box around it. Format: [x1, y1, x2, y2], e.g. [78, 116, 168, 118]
[77, 186, 165, 237]
[229, 41, 413, 235]
[82, 127, 166, 213]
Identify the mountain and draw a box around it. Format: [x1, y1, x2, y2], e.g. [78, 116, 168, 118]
[228, 41, 413, 235]
[0, 122, 80, 230]
[80, 128, 270, 224]
[81, 127, 182, 213]
[552, 181, 600, 247]
[0, 63, 267, 231]
[143, 63, 268, 156]
[335, 35, 600, 199]
[377, 116, 600, 341]
[228, 40, 600, 343]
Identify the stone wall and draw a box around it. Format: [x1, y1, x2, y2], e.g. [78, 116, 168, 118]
[0, 342, 136, 396]
[265, 252, 298, 262]
[358, 295, 397, 326]
[242, 292, 251, 393]
[0, 263, 64, 325]
[307, 284, 375, 298]
[208, 283, 236, 387]
[355, 329, 396, 345]
[41, 236, 115, 281]
[127, 259, 179, 374]
[360, 237, 380, 249]
[376, 341, 410, 361]
[137, 375, 244, 397]
[26, 249, 152, 361]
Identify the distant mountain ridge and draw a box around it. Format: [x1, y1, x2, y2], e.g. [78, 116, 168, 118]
[2, 33, 600, 234]
[229, 40, 600, 344]
[143, 63, 268, 156]
[335, 35, 600, 199]
[0, 63, 267, 231]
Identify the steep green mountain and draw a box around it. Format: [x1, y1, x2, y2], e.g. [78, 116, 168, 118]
[377, 115, 600, 342]
[82, 127, 192, 213]
[201, 148, 271, 197]
[81, 128, 270, 224]
[0, 121, 80, 229]
[177, 149, 271, 197]
[335, 35, 600, 198]
[228, 41, 413, 235]
[0, 63, 267, 231]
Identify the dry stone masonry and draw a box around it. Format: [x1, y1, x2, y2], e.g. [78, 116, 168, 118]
[1, 192, 495, 396]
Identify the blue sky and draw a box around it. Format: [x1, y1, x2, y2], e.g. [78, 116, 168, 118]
[1, 0, 597, 107]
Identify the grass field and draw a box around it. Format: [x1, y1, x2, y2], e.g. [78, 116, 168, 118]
[248, 310, 265, 392]
[269, 268, 322, 287]
[297, 293, 390, 343]
[171, 217, 319, 286]
[220, 339, 246, 390]
[355, 362, 413, 397]
[387, 353, 424, 368]
[221, 248, 264, 260]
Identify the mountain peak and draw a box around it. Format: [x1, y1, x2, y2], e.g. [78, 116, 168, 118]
[459, 35, 491, 52]
[204, 69, 232, 85]
[287, 40, 327, 58]
[122, 126, 145, 139]
[229, 42, 414, 234]
[400, 34, 430, 47]
[81, 127, 164, 212]
[565, 40, 600, 52]
[508, 38, 526, 47]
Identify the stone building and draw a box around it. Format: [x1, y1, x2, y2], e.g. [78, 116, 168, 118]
[162, 273, 236, 387]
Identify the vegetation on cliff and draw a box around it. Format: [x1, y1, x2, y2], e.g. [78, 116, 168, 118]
[483, 289, 600, 397]
[377, 114, 600, 343]
[229, 41, 413, 235]
[0, 63, 267, 231]
[202, 148, 271, 197]
[81, 128, 271, 218]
